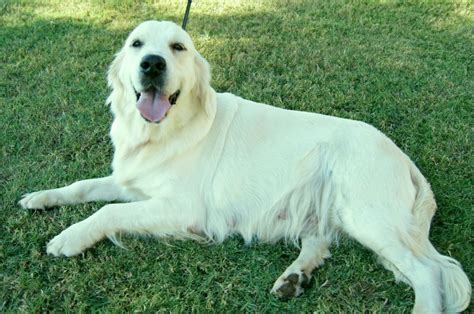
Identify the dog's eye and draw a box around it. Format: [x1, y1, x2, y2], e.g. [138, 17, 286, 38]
[171, 43, 186, 51]
[131, 40, 143, 48]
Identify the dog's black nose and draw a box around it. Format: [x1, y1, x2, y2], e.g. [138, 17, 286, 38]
[140, 54, 166, 77]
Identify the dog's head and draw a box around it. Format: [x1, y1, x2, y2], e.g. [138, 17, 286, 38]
[107, 21, 214, 125]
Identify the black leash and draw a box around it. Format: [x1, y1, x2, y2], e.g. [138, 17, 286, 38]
[182, 0, 192, 30]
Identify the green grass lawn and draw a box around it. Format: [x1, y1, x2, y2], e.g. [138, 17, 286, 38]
[1, 0, 473, 312]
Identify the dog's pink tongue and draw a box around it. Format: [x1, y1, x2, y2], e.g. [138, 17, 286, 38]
[136, 90, 171, 123]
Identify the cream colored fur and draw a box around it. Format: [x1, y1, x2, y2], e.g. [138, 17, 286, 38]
[19, 21, 471, 312]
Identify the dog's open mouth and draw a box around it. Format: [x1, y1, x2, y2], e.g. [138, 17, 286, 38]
[135, 89, 180, 123]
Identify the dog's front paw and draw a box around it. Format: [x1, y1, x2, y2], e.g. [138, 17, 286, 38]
[19, 190, 56, 209]
[47, 222, 97, 257]
[271, 270, 311, 299]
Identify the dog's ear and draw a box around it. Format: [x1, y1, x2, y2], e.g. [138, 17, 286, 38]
[193, 51, 215, 116]
[107, 50, 125, 94]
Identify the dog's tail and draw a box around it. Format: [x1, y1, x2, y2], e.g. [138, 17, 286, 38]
[429, 244, 472, 312]
[406, 163, 471, 312]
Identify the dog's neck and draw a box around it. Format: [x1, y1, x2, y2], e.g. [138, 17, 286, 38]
[109, 87, 217, 165]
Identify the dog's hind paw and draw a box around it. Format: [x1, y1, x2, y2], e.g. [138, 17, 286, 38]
[271, 271, 311, 299]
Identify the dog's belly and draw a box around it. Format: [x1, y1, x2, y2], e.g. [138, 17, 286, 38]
[200, 95, 415, 242]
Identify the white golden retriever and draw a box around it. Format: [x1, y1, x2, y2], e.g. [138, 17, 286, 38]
[20, 21, 470, 312]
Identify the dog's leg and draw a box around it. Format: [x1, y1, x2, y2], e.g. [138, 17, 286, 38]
[271, 235, 331, 298]
[339, 195, 443, 311]
[46, 198, 200, 257]
[19, 176, 129, 209]
[349, 227, 442, 313]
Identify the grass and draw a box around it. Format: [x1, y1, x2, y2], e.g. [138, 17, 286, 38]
[1, 0, 473, 312]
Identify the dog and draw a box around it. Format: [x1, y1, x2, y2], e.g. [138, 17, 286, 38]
[19, 21, 471, 312]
